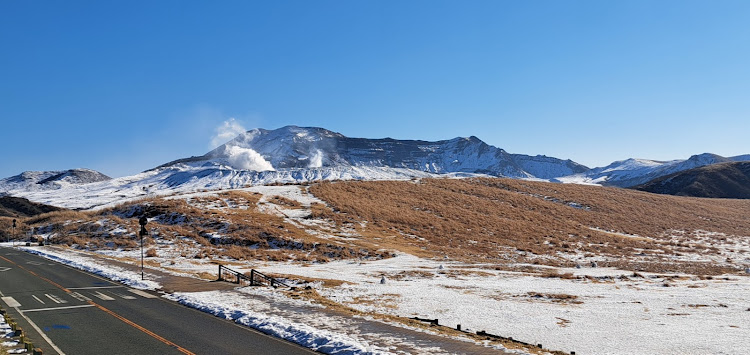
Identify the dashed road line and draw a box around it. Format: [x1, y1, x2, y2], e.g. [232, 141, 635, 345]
[45, 294, 67, 304]
[92, 291, 115, 301]
[69, 292, 91, 302]
[111, 292, 137, 300]
[128, 289, 158, 299]
[32, 295, 46, 304]
[1, 296, 21, 307]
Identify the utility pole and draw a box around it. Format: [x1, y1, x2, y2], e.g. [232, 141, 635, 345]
[138, 216, 148, 280]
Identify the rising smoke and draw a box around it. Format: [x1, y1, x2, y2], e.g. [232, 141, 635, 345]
[309, 149, 324, 168]
[210, 118, 247, 148]
[211, 118, 274, 171]
[224, 145, 275, 171]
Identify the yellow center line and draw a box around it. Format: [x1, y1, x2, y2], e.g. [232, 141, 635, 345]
[0, 254, 196, 355]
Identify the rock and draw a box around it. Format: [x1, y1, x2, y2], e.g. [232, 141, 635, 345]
[745, 268, 750, 274]
[590, 261, 598, 268]
[438, 265, 444, 270]
[380, 276, 386, 284]
[575, 264, 582, 269]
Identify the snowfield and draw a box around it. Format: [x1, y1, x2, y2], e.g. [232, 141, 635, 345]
[10, 240, 750, 355]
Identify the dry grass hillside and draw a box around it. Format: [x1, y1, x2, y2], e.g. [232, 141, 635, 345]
[310, 178, 750, 274]
[4, 177, 749, 275]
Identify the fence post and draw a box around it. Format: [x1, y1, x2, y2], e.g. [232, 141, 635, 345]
[250, 270, 255, 286]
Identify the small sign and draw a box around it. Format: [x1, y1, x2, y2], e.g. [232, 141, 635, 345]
[138, 216, 148, 226]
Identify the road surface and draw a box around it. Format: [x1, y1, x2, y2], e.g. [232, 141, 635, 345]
[0, 246, 316, 355]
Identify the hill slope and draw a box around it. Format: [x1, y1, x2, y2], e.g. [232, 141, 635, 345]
[634, 161, 750, 198]
[0, 196, 62, 217]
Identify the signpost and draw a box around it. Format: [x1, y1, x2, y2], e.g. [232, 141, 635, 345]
[11, 219, 16, 246]
[138, 216, 148, 280]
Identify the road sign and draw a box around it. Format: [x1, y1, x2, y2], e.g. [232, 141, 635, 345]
[138, 216, 148, 226]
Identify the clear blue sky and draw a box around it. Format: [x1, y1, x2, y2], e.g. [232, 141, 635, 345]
[1, 0, 749, 178]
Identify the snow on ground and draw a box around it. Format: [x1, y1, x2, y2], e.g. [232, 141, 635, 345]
[10, 238, 750, 354]
[10, 245, 525, 354]
[255, 254, 750, 355]
[164, 291, 386, 354]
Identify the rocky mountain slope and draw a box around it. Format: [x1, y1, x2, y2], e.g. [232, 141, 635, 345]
[634, 161, 750, 199]
[161, 125, 588, 179]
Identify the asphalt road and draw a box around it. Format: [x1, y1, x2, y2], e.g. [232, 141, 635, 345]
[0, 246, 316, 355]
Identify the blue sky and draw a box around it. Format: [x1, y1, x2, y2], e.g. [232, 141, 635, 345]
[1, 1, 748, 178]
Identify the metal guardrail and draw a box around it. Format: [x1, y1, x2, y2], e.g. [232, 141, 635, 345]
[217, 264, 291, 288]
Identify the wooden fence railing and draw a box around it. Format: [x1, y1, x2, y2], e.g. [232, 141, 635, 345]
[217, 265, 291, 288]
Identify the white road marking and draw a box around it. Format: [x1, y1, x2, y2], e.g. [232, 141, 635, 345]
[92, 291, 115, 301]
[0, 267, 11, 272]
[32, 295, 46, 304]
[67, 286, 122, 290]
[128, 289, 157, 299]
[1, 296, 21, 307]
[69, 292, 91, 302]
[112, 292, 136, 300]
[45, 294, 67, 304]
[22, 304, 95, 313]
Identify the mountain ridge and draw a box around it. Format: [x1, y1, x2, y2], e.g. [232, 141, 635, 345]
[634, 161, 750, 199]
[0, 125, 747, 209]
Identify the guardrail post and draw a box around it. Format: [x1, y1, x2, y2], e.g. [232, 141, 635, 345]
[250, 270, 255, 286]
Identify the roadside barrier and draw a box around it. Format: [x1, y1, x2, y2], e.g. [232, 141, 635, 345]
[1, 303, 43, 354]
[410, 316, 576, 355]
[217, 264, 291, 288]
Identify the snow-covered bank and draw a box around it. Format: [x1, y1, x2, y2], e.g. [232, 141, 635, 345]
[15, 244, 160, 290]
[165, 291, 385, 355]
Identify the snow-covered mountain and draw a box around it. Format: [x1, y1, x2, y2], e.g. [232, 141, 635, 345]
[0, 126, 587, 209]
[160, 126, 588, 179]
[0, 169, 111, 194]
[0, 126, 746, 209]
[556, 153, 750, 187]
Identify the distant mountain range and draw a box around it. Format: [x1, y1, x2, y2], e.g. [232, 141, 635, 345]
[555, 153, 750, 187]
[0, 169, 111, 192]
[634, 161, 750, 199]
[0, 126, 747, 209]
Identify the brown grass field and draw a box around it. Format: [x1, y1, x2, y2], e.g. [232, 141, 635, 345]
[309, 178, 750, 273]
[3, 177, 749, 275]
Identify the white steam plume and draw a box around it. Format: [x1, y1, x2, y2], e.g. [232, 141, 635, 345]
[225, 146, 274, 171]
[211, 118, 247, 148]
[309, 149, 324, 168]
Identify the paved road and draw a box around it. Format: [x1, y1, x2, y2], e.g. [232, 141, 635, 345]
[0, 247, 316, 355]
